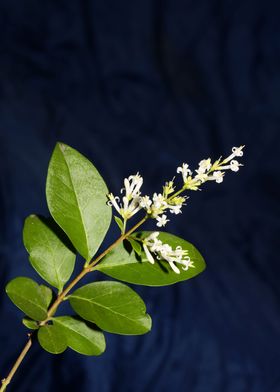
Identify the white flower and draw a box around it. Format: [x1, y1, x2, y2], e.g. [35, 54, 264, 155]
[122, 196, 142, 218]
[177, 163, 192, 182]
[145, 231, 160, 243]
[181, 257, 195, 270]
[107, 194, 121, 214]
[230, 160, 241, 172]
[156, 214, 169, 227]
[143, 243, 155, 264]
[144, 232, 162, 251]
[208, 170, 224, 183]
[197, 158, 212, 174]
[232, 146, 244, 157]
[144, 193, 168, 217]
[169, 204, 183, 214]
[143, 232, 161, 263]
[220, 159, 242, 172]
[122, 173, 143, 200]
[108, 193, 141, 219]
[160, 245, 194, 274]
[140, 195, 152, 210]
[223, 145, 245, 163]
[191, 158, 212, 186]
[167, 195, 186, 215]
[152, 193, 166, 209]
[168, 260, 181, 274]
[108, 173, 143, 220]
[194, 172, 208, 183]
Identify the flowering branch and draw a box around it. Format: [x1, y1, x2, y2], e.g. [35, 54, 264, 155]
[1, 143, 244, 391]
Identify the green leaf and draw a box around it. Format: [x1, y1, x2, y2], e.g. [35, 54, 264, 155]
[114, 216, 124, 232]
[23, 215, 76, 291]
[38, 325, 67, 354]
[40, 285, 53, 308]
[53, 316, 106, 356]
[46, 142, 112, 261]
[6, 277, 48, 321]
[69, 281, 151, 335]
[127, 237, 142, 256]
[22, 317, 39, 330]
[96, 231, 206, 286]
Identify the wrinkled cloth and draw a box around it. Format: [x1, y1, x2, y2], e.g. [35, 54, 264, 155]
[0, 1, 280, 391]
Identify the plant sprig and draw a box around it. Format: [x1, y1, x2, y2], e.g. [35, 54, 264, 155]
[1, 142, 244, 391]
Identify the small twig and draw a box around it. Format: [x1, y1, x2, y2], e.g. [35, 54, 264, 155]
[0, 334, 33, 392]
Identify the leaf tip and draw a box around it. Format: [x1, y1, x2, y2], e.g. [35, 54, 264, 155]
[145, 314, 152, 333]
[5, 282, 10, 295]
[57, 142, 68, 153]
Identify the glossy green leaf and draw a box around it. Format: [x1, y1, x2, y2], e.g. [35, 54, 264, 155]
[38, 325, 67, 354]
[127, 237, 142, 256]
[46, 142, 112, 261]
[96, 232, 206, 286]
[22, 317, 39, 330]
[40, 285, 53, 308]
[23, 215, 76, 291]
[114, 216, 124, 232]
[69, 281, 151, 335]
[6, 277, 48, 321]
[53, 316, 106, 356]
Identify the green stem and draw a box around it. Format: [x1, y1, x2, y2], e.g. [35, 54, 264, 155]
[167, 186, 187, 201]
[2, 215, 148, 390]
[122, 218, 127, 235]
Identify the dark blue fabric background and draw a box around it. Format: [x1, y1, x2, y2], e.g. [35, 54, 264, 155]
[0, 1, 280, 391]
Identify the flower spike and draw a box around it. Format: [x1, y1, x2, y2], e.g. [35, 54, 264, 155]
[108, 146, 244, 232]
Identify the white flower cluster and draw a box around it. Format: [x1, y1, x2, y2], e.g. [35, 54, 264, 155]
[108, 174, 186, 227]
[107, 173, 142, 220]
[143, 232, 194, 274]
[176, 145, 244, 190]
[107, 146, 244, 228]
[140, 187, 187, 227]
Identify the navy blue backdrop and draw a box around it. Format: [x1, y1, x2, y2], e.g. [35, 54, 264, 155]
[0, 1, 280, 391]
